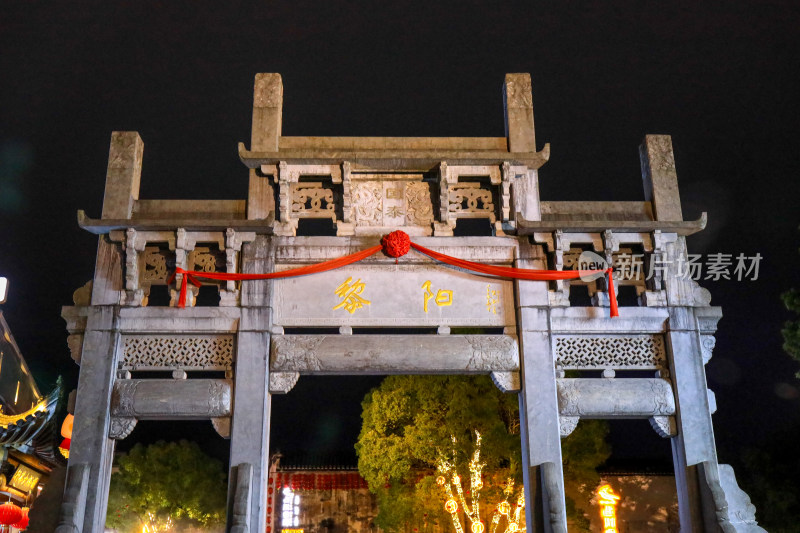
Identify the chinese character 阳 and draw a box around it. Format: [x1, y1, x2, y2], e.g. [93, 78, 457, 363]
[422, 280, 453, 313]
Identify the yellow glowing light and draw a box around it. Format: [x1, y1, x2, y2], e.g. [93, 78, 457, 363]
[471, 521, 484, 533]
[0, 399, 47, 428]
[596, 484, 620, 533]
[437, 476, 446, 486]
[508, 523, 518, 532]
[452, 474, 461, 485]
[445, 499, 458, 514]
[9, 465, 40, 494]
[14, 381, 20, 404]
[497, 501, 511, 516]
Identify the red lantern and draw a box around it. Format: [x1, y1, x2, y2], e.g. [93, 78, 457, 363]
[11, 507, 29, 530]
[0, 503, 22, 526]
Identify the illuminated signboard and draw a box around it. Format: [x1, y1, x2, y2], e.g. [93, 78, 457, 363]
[597, 484, 621, 533]
[9, 464, 40, 494]
[282, 530, 304, 533]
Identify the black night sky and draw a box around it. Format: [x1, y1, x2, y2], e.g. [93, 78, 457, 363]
[1, 0, 799, 504]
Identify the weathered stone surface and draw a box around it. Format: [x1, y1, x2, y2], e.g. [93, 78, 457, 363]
[270, 334, 518, 374]
[504, 73, 536, 153]
[556, 378, 676, 418]
[268, 372, 299, 393]
[274, 264, 515, 327]
[110, 379, 232, 418]
[251, 73, 282, 152]
[640, 135, 683, 222]
[717, 464, 767, 532]
[102, 132, 143, 220]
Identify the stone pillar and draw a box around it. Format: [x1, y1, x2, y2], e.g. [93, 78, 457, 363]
[101, 131, 143, 220]
[503, 73, 536, 153]
[58, 302, 119, 532]
[248, 74, 282, 222]
[515, 240, 567, 533]
[251, 73, 283, 153]
[639, 135, 683, 221]
[666, 306, 721, 529]
[227, 236, 274, 533]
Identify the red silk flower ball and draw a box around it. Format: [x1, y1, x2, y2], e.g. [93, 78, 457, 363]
[381, 230, 411, 258]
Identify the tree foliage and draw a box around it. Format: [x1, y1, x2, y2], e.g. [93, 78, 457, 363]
[781, 287, 800, 375]
[106, 440, 227, 532]
[356, 375, 609, 532]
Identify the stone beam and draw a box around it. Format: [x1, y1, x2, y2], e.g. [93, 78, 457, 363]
[556, 378, 676, 418]
[110, 379, 232, 419]
[270, 334, 519, 374]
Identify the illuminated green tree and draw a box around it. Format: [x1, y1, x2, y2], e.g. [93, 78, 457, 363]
[106, 440, 226, 532]
[356, 375, 609, 533]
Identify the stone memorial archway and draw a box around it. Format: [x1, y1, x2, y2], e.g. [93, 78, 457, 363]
[56, 73, 764, 533]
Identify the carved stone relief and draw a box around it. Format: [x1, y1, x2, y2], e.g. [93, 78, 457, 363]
[67, 334, 83, 365]
[111, 379, 232, 419]
[352, 182, 383, 226]
[121, 334, 234, 371]
[554, 334, 667, 370]
[559, 416, 579, 438]
[556, 378, 676, 418]
[270, 335, 519, 374]
[109, 417, 137, 440]
[269, 372, 300, 394]
[291, 183, 336, 219]
[701, 335, 716, 365]
[490, 371, 520, 393]
[465, 336, 516, 369]
[649, 415, 677, 438]
[405, 182, 434, 225]
[271, 336, 324, 371]
[448, 183, 495, 220]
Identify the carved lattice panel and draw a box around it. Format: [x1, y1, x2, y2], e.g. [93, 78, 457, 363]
[554, 335, 666, 370]
[139, 245, 173, 285]
[121, 335, 234, 371]
[291, 182, 336, 219]
[448, 182, 496, 221]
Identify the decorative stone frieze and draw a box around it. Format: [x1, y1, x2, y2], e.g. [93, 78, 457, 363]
[553, 334, 667, 371]
[270, 335, 519, 374]
[121, 334, 234, 371]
